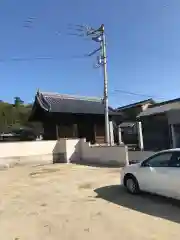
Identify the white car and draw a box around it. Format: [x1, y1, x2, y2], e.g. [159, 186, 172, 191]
[121, 149, 180, 200]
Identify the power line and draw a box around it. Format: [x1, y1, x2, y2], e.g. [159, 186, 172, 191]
[110, 89, 164, 100]
[0, 55, 90, 63]
[6, 23, 95, 65]
[24, 21, 93, 42]
[1, 24, 95, 64]
[23, 17, 36, 28]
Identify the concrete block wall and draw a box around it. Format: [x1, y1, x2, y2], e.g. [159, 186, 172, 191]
[0, 140, 67, 168]
[0, 138, 129, 168]
[80, 139, 128, 166]
[128, 150, 155, 164]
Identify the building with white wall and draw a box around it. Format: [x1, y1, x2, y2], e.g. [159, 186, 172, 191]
[137, 97, 180, 150]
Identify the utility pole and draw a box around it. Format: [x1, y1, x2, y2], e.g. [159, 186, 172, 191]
[86, 24, 110, 144]
[100, 24, 110, 144]
[71, 23, 110, 144]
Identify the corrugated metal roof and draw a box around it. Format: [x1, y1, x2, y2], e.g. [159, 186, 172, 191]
[35, 91, 120, 116]
[138, 100, 180, 118]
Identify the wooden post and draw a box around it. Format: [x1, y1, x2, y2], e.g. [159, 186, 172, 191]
[94, 124, 97, 143]
[73, 124, 78, 138]
[171, 124, 176, 148]
[56, 125, 59, 140]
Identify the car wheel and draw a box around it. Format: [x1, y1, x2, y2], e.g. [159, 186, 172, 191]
[124, 175, 140, 194]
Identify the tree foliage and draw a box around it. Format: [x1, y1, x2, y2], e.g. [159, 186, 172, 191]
[0, 98, 42, 134]
[14, 97, 24, 107]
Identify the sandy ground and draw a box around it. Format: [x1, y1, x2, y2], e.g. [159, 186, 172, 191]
[0, 164, 180, 240]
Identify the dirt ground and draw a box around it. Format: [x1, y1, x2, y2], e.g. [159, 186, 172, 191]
[0, 164, 180, 240]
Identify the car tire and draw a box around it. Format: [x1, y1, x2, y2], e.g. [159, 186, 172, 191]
[124, 175, 140, 194]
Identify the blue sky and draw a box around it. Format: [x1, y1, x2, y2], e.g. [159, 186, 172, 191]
[1, 0, 180, 107]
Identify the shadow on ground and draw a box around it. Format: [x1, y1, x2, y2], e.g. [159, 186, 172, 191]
[94, 185, 180, 224]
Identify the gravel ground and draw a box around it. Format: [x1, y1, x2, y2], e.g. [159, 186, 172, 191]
[0, 163, 180, 240]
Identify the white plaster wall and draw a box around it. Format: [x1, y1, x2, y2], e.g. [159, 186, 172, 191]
[0, 140, 67, 168]
[80, 140, 128, 166]
[65, 139, 81, 163]
[0, 140, 66, 158]
[0, 138, 128, 168]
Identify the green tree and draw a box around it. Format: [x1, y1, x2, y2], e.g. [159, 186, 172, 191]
[14, 97, 24, 107]
[0, 98, 43, 134]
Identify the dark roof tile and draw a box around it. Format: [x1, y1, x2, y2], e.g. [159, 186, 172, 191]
[36, 91, 120, 116]
[116, 98, 155, 111]
[138, 98, 180, 118]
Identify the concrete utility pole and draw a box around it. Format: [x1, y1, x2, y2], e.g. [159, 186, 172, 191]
[71, 23, 110, 144]
[84, 24, 110, 144]
[100, 24, 110, 144]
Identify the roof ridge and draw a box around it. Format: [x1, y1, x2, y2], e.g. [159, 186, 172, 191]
[40, 91, 103, 102]
[116, 98, 154, 111]
[148, 97, 180, 108]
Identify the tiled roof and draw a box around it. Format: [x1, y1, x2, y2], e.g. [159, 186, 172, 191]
[138, 98, 180, 118]
[116, 98, 154, 111]
[35, 91, 120, 116]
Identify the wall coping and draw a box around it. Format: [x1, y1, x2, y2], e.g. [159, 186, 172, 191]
[88, 144, 125, 148]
